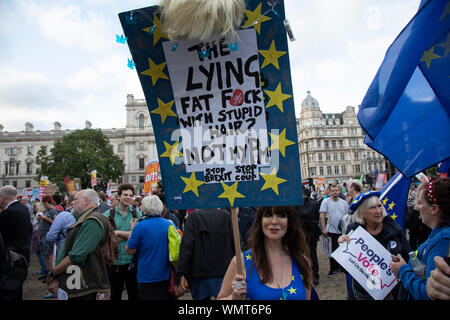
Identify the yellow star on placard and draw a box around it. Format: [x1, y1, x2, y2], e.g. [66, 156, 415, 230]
[264, 83, 292, 113]
[260, 167, 287, 195]
[291, 275, 295, 281]
[218, 181, 245, 207]
[388, 201, 396, 211]
[268, 128, 295, 157]
[258, 40, 286, 70]
[241, 2, 272, 34]
[141, 57, 169, 86]
[420, 45, 441, 69]
[151, 98, 177, 124]
[382, 197, 389, 206]
[142, 14, 168, 45]
[391, 213, 398, 221]
[180, 171, 205, 197]
[246, 254, 252, 260]
[160, 140, 183, 166]
[288, 287, 296, 295]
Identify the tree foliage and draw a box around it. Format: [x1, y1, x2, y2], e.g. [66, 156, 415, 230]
[35, 129, 124, 192]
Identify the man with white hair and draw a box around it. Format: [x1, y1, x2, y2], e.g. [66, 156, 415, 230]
[0, 185, 33, 300]
[46, 189, 113, 300]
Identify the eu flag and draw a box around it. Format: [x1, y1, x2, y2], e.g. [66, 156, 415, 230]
[437, 157, 450, 177]
[379, 172, 412, 230]
[358, 1, 450, 178]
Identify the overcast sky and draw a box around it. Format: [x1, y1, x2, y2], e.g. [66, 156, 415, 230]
[0, 0, 420, 132]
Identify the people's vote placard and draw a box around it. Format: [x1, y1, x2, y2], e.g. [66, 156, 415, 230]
[331, 226, 398, 300]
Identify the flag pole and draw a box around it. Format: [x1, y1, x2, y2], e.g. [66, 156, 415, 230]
[380, 173, 404, 199]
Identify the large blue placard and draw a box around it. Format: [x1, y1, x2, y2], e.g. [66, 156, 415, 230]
[119, 0, 303, 209]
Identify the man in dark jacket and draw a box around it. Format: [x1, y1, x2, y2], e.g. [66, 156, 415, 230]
[175, 208, 235, 300]
[296, 188, 321, 285]
[0, 185, 33, 300]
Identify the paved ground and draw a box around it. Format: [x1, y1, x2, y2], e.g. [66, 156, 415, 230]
[23, 246, 347, 300]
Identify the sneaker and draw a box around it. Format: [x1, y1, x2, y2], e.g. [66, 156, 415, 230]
[327, 270, 337, 277]
[43, 293, 55, 299]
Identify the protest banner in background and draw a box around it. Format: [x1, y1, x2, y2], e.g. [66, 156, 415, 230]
[331, 226, 398, 300]
[144, 160, 159, 193]
[45, 184, 57, 196]
[74, 178, 81, 191]
[119, 0, 303, 209]
[374, 173, 386, 189]
[90, 170, 97, 188]
[39, 176, 49, 197]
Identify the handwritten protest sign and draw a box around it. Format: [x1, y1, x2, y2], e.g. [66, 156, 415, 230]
[331, 226, 398, 300]
[119, 0, 303, 209]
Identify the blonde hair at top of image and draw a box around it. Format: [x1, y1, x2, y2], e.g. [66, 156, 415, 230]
[352, 195, 387, 225]
[159, 0, 246, 42]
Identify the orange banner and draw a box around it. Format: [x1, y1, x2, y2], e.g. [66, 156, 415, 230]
[144, 161, 159, 193]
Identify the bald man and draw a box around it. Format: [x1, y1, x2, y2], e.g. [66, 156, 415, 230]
[0, 185, 33, 300]
[46, 189, 112, 300]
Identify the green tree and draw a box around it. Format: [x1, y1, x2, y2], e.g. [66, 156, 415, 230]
[35, 129, 124, 192]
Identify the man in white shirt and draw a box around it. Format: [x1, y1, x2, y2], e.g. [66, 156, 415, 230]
[320, 184, 348, 277]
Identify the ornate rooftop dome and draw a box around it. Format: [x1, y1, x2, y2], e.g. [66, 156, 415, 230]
[301, 90, 320, 109]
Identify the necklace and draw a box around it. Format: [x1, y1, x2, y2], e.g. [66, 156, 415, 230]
[272, 255, 286, 300]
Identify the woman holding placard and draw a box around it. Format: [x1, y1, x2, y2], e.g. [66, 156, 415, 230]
[217, 206, 313, 300]
[390, 178, 450, 300]
[338, 191, 411, 300]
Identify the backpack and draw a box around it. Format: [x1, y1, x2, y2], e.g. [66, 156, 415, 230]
[85, 211, 119, 267]
[107, 206, 137, 230]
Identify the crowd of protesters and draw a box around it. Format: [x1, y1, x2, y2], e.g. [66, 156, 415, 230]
[0, 177, 448, 301]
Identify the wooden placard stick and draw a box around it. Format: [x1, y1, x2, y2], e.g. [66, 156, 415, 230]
[231, 207, 243, 276]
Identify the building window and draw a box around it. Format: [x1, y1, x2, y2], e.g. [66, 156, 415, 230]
[334, 165, 339, 175]
[324, 140, 329, 149]
[139, 176, 145, 183]
[25, 180, 31, 188]
[354, 152, 359, 160]
[326, 153, 331, 161]
[339, 140, 343, 148]
[139, 158, 145, 170]
[12, 180, 17, 188]
[319, 167, 324, 175]
[318, 153, 323, 162]
[138, 114, 145, 128]
[317, 139, 321, 148]
[4, 163, 7, 175]
[28, 146, 33, 155]
[26, 163, 32, 175]
[41, 146, 47, 155]
[331, 140, 336, 148]
[138, 142, 144, 151]
[340, 153, 345, 161]
[11, 147, 16, 156]
[118, 144, 124, 152]
[327, 166, 332, 175]
[355, 164, 361, 173]
[342, 165, 347, 175]
[333, 153, 338, 161]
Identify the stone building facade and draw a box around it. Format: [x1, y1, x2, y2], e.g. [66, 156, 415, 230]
[0, 94, 158, 195]
[297, 91, 386, 187]
[1, 92, 386, 195]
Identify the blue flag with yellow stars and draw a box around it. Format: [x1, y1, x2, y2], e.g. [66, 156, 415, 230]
[357, 0, 450, 178]
[118, 0, 303, 210]
[379, 172, 412, 230]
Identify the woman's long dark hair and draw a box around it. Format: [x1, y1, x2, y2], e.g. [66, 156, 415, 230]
[247, 206, 312, 289]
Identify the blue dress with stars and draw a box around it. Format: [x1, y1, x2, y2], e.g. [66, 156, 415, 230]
[243, 250, 306, 300]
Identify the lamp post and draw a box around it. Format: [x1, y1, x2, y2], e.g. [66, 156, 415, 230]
[363, 154, 368, 184]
